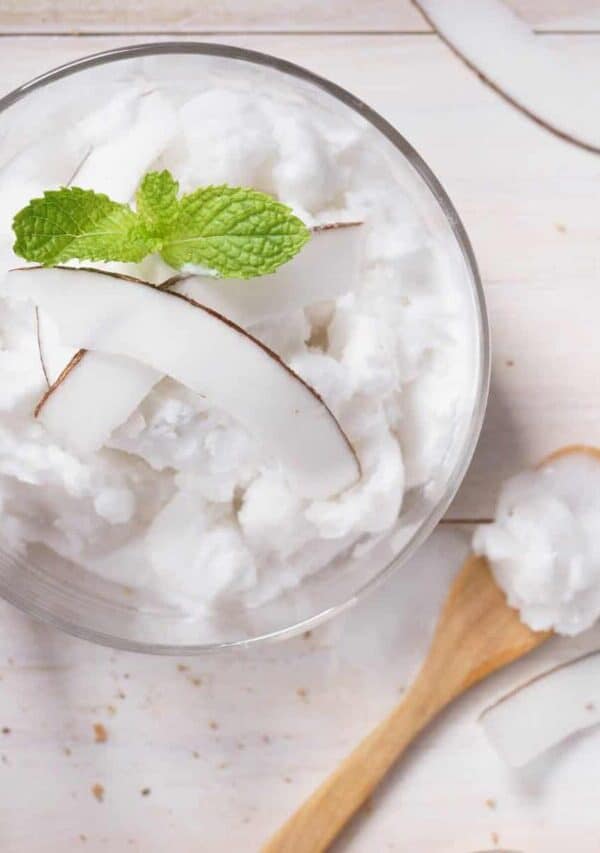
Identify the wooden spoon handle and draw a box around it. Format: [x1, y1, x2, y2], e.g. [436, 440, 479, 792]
[262, 672, 447, 853]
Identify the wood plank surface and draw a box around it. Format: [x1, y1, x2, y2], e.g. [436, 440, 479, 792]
[2, 33, 599, 518]
[1, 16, 600, 853]
[0, 0, 599, 34]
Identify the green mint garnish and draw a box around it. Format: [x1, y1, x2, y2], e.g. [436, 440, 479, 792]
[13, 187, 155, 266]
[13, 170, 310, 279]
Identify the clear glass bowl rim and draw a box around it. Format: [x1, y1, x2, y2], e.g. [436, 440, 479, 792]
[0, 41, 491, 654]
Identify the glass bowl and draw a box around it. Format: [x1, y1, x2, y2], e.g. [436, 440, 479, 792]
[0, 43, 490, 653]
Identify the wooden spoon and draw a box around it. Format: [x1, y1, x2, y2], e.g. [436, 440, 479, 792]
[264, 446, 600, 851]
[264, 445, 600, 851]
[263, 554, 549, 852]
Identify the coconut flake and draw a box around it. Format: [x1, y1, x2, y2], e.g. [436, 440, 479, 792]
[6, 266, 360, 500]
[480, 652, 600, 767]
[35, 349, 160, 455]
[35, 307, 82, 387]
[414, 0, 600, 152]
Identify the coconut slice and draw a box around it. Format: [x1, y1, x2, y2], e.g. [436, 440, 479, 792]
[480, 652, 600, 767]
[7, 266, 359, 499]
[36, 350, 161, 454]
[170, 222, 363, 327]
[414, 0, 600, 152]
[35, 309, 83, 387]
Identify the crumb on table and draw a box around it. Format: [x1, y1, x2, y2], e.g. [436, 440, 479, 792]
[91, 783, 105, 803]
[93, 723, 108, 743]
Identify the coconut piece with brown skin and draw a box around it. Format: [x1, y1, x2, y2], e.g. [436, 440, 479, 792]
[414, 0, 600, 153]
[5, 265, 360, 500]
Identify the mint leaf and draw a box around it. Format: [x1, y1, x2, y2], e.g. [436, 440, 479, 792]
[159, 185, 310, 278]
[136, 170, 180, 232]
[13, 187, 156, 266]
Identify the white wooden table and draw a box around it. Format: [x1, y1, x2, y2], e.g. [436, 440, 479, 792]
[2, 3, 600, 850]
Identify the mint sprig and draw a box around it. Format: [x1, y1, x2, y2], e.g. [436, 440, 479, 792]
[12, 170, 310, 279]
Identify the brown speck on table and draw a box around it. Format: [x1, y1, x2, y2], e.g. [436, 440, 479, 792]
[1, 754, 8, 765]
[117, 690, 126, 700]
[555, 223, 567, 233]
[189, 676, 202, 687]
[236, 741, 246, 751]
[63, 746, 72, 756]
[262, 734, 271, 744]
[218, 761, 229, 770]
[491, 830, 500, 846]
[208, 720, 219, 731]
[506, 359, 515, 367]
[296, 687, 309, 701]
[2, 727, 10, 735]
[79, 834, 87, 843]
[106, 705, 117, 716]
[485, 798, 497, 810]
[91, 783, 105, 803]
[192, 750, 200, 759]
[303, 630, 312, 640]
[140, 787, 151, 797]
[93, 723, 108, 743]
[177, 664, 189, 673]
[284, 776, 293, 784]
[585, 702, 596, 711]
[123, 673, 130, 680]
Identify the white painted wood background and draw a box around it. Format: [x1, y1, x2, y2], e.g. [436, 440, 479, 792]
[1, 3, 600, 851]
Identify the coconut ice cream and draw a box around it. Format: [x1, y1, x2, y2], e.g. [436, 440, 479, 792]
[474, 448, 600, 636]
[0, 76, 478, 618]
